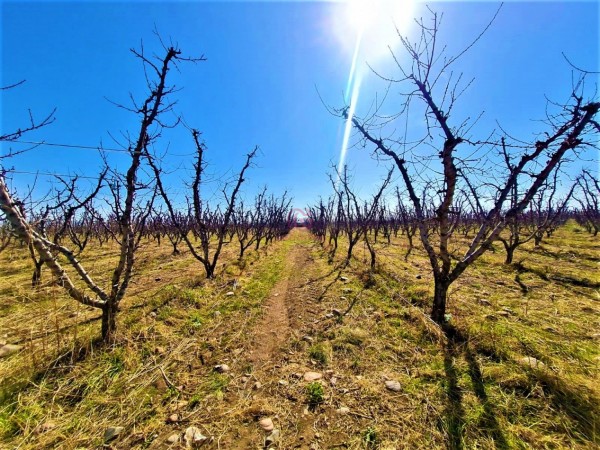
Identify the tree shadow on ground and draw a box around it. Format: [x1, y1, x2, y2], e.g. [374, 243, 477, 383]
[0, 336, 103, 406]
[442, 324, 510, 450]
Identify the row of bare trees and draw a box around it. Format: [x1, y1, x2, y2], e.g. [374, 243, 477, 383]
[310, 8, 599, 325]
[308, 169, 579, 264]
[0, 44, 292, 343]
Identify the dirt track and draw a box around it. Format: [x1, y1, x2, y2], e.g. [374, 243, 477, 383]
[222, 232, 336, 449]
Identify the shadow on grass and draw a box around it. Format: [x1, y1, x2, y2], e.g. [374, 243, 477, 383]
[442, 335, 466, 450]
[527, 245, 600, 263]
[442, 325, 510, 450]
[531, 370, 600, 445]
[514, 261, 600, 289]
[0, 336, 104, 407]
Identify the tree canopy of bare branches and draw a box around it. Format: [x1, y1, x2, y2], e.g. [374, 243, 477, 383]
[343, 8, 599, 323]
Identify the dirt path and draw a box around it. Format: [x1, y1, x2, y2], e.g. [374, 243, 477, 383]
[246, 245, 298, 368]
[220, 230, 333, 449]
[247, 233, 329, 369]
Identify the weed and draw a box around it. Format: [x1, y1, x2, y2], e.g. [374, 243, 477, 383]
[308, 343, 329, 366]
[306, 382, 324, 406]
[188, 311, 204, 328]
[105, 349, 125, 378]
[208, 373, 229, 398]
[363, 426, 378, 448]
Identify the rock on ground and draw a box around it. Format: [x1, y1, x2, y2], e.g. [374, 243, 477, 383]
[385, 380, 402, 392]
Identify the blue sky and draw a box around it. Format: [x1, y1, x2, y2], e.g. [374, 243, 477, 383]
[2, 1, 598, 209]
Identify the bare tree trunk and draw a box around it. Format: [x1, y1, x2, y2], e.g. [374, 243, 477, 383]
[101, 303, 118, 344]
[431, 277, 450, 324]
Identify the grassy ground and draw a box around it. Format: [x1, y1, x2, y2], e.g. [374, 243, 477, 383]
[0, 223, 598, 449]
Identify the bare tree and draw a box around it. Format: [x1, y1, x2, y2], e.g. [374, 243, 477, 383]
[498, 172, 574, 263]
[0, 45, 199, 342]
[148, 128, 258, 278]
[333, 165, 393, 267]
[574, 170, 600, 236]
[344, 9, 599, 323]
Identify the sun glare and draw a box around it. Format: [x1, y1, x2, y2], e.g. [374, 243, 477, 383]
[334, 0, 416, 179]
[334, 0, 415, 62]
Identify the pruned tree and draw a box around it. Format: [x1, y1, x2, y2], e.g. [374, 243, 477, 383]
[574, 170, 600, 236]
[498, 171, 574, 263]
[0, 44, 199, 342]
[333, 165, 393, 267]
[147, 127, 258, 278]
[394, 187, 418, 261]
[343, 9, 599, 323]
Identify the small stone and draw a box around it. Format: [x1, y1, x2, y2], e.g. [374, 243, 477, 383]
[497, 311, 510, 317]
[303, 371, 322, 381]
[339, 296, 347, 301]
[104, 426, 124, 443]
[214, 364, 230, 373]
[184, 426, 208, 448]
[278, 379, 289, 386]
[155, 346, 166, 355]
[176, 400, 189, 409]
[330, 377, 338, 386]
[0, 344, 22, 358]
[385, 380, 402, 392]
[149, 311, 157, 318]
[519, 356, 546, 370]
[479, 299, 492, 306]
[253, 381, 262, 390]
[225, 291, 234, 297]
[325, 313, 334, 318]
[167, 413, 179, 423]
[265, 429, 280, 446]
[336, 406, 350, 415]
[167, 433, 180, 444]
[213, 311, 221, 318]
[343, 288, 353, 293]
[340, 276, 348, 282]
[37, 421, 57, 434]
[259, 417, 274, 431]
[302, 335, 314, 343]
[332, 309, 342, 316]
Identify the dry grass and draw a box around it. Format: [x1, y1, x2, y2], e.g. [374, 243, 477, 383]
[0, 223, 598, 449]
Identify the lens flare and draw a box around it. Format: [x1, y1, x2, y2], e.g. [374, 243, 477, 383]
[335, 0, 415, 181]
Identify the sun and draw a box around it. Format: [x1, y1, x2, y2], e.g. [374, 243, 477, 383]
[332, 0, 416, 182]
[333, 0, 416, 62]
